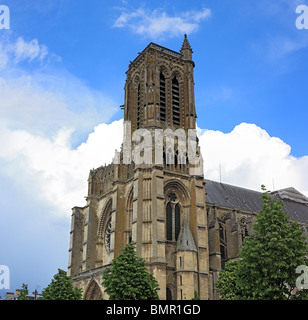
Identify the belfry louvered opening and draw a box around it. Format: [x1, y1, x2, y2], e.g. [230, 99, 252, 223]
[137, 84, 141, 129]
[160, 72, 166, 122]
[172, 77, 180, 125]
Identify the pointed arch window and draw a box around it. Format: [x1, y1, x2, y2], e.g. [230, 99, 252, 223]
[84, 279, 103, 300]
[166, 193, 181, 241]
[240, 217, 249, 244]
[172, 77, 180, 125]
[175, 203, 181, 241]
[166, 203, 172, 241]
[96, 200, 112, 266]
[125, 189, 133, 245]
[105, 216, 112, 252]
[166, 287, 172, 300]
[219, 222, 228, 269]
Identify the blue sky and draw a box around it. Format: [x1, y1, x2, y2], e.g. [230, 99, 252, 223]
[1, 0, 308, 297]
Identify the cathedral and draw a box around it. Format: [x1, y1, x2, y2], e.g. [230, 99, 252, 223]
[67, 36, 308, 300]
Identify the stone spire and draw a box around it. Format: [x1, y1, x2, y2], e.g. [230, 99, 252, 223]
[176, 217, 197, 252]
[180, 34, 193, 60]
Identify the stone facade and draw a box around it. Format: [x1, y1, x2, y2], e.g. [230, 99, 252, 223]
[68, 36, 308, 300]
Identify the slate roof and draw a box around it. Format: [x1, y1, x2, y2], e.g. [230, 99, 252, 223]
[205, 179, 308, 225]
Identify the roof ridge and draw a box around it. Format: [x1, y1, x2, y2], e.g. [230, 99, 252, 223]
[205, 179, 262, 194]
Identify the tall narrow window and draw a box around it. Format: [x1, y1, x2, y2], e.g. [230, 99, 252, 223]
[179, 256, 184, 269]
[172, 77, 180, 125]
[241, 226, 249, 243]
[175, 203, 181, 241]
[160, 72, 166, 122]
[219, 222, 228, 269]
[137, 84, 141, 129]
[105, 216, 112, 252]
[166, 202, 172, 241]
[166, 193, 181, 241]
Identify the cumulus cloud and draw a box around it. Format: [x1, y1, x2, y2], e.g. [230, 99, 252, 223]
[0, 35, 120, 219]
[113, 7, 211, 39]
[0, 120, 124, 218]
[199, 123, 308, 196]
[1, 119, 307, 222]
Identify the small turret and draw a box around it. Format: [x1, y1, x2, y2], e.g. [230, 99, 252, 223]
[176, 217, 197, 252]
[175, 217, 198, 300]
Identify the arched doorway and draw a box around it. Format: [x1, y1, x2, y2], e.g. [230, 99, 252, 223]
[84, 279, 103, 300]
[166, 287, 173, 300]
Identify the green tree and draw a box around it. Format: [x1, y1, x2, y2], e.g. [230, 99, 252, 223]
[40, 269, 82, 300]
[215, 259, 241, 300]
[237, 186, 308, 299]
[238, 186, 308, 299]
[102, 243, 160, 300]
[216, 186, 308, 300]
[19, 283, 29, 300]
[192, 290, 200, 300]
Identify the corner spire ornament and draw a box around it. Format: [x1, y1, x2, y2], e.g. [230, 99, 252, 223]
[180, 34, 193, 60]
[182, 34, 191, 49]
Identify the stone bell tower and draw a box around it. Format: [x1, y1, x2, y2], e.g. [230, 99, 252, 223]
[120, 35, 209, 300]
[68, 35, 210, 300]
[124, 34, 197, 133]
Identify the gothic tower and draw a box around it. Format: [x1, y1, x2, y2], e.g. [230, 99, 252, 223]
[124, 34, 197, 133]
[68, 35, 210, 300]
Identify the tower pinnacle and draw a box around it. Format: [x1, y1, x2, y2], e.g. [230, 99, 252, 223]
[180, 34, 193, 60]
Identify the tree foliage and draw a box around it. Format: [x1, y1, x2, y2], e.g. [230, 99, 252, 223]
[192, 290, 200, 300]
[216, 186, 308, 300]
[19, 283, 29, 300]
[40, 269, 82, 300]
[215, 259, 241, 300]
[102, 243, 160, 300]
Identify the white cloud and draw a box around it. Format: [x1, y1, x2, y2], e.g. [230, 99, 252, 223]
[0, 36, 49, 70]
[0, 120, 124, 218]
[1, 120, 307, 222]
[198, 123, 308, 196]
[0, 35, 118, 142]
[13, 37, 48, 63]
[0, 73, 117, 139]
[0, 35, 121, 219]
[113, 7, 211, 39]
[0, 34, 306, 221]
